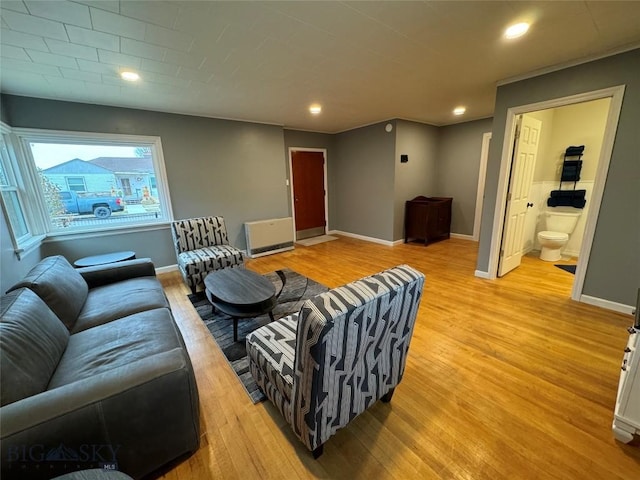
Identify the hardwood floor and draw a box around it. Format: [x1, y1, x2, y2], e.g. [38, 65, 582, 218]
[157, 236, 640, 479]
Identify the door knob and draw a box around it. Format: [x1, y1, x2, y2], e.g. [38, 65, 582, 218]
[527, 202, 534, 208]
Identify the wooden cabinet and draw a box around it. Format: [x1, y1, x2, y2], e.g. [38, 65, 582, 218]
[404, 196, 452, 245]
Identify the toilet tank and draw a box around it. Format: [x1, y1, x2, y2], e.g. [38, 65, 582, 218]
[545, 208, 582, 234]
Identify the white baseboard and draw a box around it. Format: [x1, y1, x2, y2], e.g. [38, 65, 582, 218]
[156, 264, 178, 274]
[474, 270, 492, 279]
[580, 294, 635, 315]
[450, 233, 475, 241]
[328, 230, 395, 247]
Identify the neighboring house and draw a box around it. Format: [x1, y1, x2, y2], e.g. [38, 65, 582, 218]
[88, 156, 157, 202]
[42, 159, 116, 193]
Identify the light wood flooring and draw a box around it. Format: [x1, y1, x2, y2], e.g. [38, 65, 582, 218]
[157, 236, 640, 479]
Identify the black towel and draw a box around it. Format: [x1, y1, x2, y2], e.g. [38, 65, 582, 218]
[561, 160, 582, 182]
[565, 145, 585, 156]
[547, 190, 586, 209]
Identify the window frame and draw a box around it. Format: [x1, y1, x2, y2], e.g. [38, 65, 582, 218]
[0, 123, 43, 257]
[6, 127, 174, 245]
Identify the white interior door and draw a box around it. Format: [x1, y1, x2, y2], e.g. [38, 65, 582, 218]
[498, 114, 542, 277]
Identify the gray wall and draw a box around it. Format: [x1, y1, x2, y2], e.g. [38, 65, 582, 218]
[0, 214, 43, 293]
[438, 118, 493, 236]
[477, 48, 640, 305]
[332, 122, 396, 241]
[2, 95, 290, 272]
[394, 120, 439, 240]
[283, 129, 335, 227]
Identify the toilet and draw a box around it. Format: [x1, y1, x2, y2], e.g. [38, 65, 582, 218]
[537, 208, 582, 261]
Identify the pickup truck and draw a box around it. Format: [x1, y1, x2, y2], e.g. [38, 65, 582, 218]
[59, 190, 124, 218]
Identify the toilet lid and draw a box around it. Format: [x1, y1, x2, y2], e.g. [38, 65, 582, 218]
[538, 231, 568, 241]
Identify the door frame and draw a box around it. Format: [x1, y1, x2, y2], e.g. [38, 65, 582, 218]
[487, 85, 625, 302]
[473, 132, 491, 241]
[288, 147, 329, 239]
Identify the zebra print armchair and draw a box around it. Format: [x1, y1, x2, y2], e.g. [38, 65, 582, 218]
[170, 216, 244, 294]
[246, 265, 425, 457]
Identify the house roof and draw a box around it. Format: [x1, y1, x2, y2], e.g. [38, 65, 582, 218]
[42, 158, 113, 175]
[1, 1, 639, 132]
[88, 157, 154, 174]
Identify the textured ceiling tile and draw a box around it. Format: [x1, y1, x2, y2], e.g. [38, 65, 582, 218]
[97, 49, 142, 69]
[44, 38, 98, 61]
[176, 66, 214, 83]
[1, 8, 68, 40]
[121, 38, 167, 62]
[24, 0, 91, 28]
[26, 49, 78, 69]
[90, 7, 146, 41]
[59, 67, 102, 83]
[65, 24, 119, 51]
[76, 58, 118, 75]
[143, 22, 193, 51]
[143, 71, 191, 88]
[1, 44, 30, 61]
[162, 48, 205, 69]
[1, 1, 28, 14]
[0, 27, 48, 51]
[140, 58, 179, 76]
[73, 1, 119, 14]
[120, 0, 181, 29]
[1, 57, 62, 76]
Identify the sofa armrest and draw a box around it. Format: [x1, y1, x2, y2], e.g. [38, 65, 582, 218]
[78, 258, 157, 289]
[1, 349, 200, 479]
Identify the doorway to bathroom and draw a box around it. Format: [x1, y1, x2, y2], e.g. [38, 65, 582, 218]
[490, 86, 624, 301]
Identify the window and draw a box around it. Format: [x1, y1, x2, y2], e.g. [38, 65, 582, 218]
[66, 176, 86, 192]
[0, 126, 32, 249]
[4, 128, 173, 243]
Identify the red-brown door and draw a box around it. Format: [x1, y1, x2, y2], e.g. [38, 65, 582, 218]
[291, 150, 326, 237]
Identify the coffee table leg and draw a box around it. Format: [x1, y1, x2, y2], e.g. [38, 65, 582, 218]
[268, 311, 275, 322]
[233, 318, 238, 342]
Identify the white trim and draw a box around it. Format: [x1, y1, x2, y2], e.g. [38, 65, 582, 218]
[288, 147, 329, 240]
[156, 264, 178, 275]
[473, 132, 491, 241]
[328, 230, 395, 247]
[571, 87, 625, 301]
[487, 86, 626, 293]
[43, 222, 170, 242]
[580, 295, 635, 315]
[450, 233, 475, 241]
[474, 270, 492, 279]
[10, 127, 175, 237]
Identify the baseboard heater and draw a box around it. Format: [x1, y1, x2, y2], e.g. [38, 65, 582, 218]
[244, 217, 295, 258]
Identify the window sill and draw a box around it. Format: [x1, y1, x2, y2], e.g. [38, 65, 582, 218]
[15, 234, 46, 260]
[43, 221, 172, 243]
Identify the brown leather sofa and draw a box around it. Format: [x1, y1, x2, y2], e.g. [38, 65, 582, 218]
[0, 256, 200, 479]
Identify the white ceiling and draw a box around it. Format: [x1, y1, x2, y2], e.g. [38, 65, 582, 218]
[1, 1, 639, 133]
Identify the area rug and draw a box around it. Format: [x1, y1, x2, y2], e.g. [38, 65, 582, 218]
[555, 264, 577, 274]
[296, 234, 338, 246]
[188, 268, 328, 403]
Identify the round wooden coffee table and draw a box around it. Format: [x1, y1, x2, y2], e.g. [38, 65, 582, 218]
[204, 268, 277, 342]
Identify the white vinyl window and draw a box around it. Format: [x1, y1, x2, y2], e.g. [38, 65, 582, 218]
[0, 125, 33, 251]
[3, 128, 173, 246]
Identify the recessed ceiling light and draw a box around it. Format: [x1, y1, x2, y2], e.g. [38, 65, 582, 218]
[120, 71, 140, 81]
[453, 106, 466, 116]
[309, 104, 322, 115]
[505, 22, 530, 39]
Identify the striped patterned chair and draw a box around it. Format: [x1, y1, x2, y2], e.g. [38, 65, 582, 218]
[246, 265, 425, 457]
[170, 216, 244, 294]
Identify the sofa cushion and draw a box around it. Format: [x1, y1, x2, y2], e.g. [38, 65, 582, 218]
[246, 313, 298, 402]
[72, 277, 170, 333]
[7, 255, 88, 330]
[48, 308, 183, 389]
[171, 216, 230, 253]
[0, 289, 69, 406]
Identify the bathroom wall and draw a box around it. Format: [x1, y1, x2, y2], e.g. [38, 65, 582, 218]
[521, 98, 611, 256]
